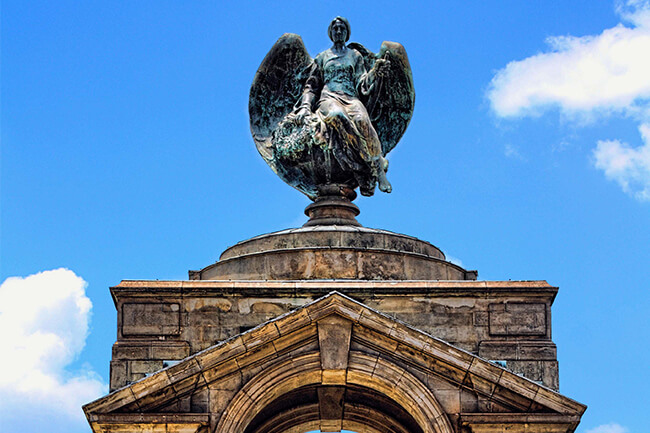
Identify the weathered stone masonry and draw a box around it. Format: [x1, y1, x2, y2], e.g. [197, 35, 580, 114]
[86, 226, 585, 433]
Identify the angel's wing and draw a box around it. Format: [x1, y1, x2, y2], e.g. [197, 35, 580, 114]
[349, 41, 415, 156]
[249, 33, 313, 164]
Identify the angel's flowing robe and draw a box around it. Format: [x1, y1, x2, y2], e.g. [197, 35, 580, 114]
[297, 47, 385, 196]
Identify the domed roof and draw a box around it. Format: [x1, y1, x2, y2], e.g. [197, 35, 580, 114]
[190, 225, 476, 281]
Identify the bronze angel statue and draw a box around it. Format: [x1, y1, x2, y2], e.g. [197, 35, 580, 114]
[250, 17, 414, 200]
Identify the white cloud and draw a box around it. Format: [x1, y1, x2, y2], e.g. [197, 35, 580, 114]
[0, 269, 107, 432]
[487, 1, 650, 202]
[594, 123, 650, 200]
[586, 423, 628, 433]
[488, 2, 650, 119]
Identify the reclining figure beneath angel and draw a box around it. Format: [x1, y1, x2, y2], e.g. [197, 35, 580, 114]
[250, 17, 414, 200]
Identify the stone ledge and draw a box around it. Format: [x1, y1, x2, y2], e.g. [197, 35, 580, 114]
[111, 279, 558, 305]
[460, 413, 581, 433]
[114, 279, 554, 288]
[88, 413, 209, 423]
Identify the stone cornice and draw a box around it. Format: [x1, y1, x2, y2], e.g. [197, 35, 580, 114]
[110, 279, 559, 306]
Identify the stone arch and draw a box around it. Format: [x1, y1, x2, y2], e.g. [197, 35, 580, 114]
[215, 351, 453, 433]
[250, 403, 411, 433]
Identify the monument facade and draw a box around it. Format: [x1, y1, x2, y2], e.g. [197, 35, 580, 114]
[84, 18, 585, 433]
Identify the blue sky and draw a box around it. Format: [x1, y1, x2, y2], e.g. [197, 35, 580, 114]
[2, 2, 649, 433]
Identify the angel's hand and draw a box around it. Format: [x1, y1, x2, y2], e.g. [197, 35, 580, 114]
[374, 57, 391, 77]
[293, 106, 312, 122]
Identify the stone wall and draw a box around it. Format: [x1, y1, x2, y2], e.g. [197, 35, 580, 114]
[109, 280, 559, 392]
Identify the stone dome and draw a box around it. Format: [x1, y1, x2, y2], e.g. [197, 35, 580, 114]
[190, 226, 476, 281]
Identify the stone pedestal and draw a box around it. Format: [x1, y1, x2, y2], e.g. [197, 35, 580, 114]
[304, 188, 361, 227]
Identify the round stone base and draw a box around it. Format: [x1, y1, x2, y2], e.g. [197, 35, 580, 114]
[192, 226, 476, 281]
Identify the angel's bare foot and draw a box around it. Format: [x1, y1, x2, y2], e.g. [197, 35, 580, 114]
[376, 157, 392, 192]
[378, 173, 392, 193]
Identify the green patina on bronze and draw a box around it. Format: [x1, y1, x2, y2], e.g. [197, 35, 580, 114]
[249, 17, 415, 200]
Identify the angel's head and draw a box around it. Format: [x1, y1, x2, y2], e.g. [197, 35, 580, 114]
[328, 17, 350, 43]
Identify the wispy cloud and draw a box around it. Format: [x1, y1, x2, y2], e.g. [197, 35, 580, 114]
[0, 269, 107, 432]
[586, 423, 628, 433]
[445, 254, 464, 267]
[504, 143, 526, 161]
[594, 123, 650, 200]
[487, 0, 650, 201]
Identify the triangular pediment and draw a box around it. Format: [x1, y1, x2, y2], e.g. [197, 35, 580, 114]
[85, 291, 585, 433]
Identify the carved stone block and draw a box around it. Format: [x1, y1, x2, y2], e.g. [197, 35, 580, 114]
[109, 360, 127, 391]
[488, 303, 546, 336]
[122, 303, 180, 336]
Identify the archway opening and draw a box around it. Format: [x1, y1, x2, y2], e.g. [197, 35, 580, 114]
[243, 384, 423, 433]
[215, 351, 453, 433]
